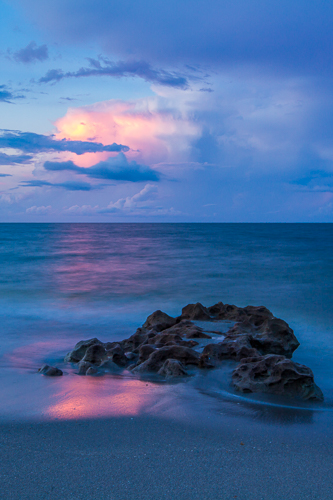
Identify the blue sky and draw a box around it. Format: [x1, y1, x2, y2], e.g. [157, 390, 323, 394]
[1, 0, 333, 221]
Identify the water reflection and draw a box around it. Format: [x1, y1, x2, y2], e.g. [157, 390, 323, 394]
[46, 375, 162, 420]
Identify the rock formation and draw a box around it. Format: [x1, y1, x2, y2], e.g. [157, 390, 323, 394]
[38, 364, 63, 376]
[61, 301, 323, 401]
[232, 354, 324, 401]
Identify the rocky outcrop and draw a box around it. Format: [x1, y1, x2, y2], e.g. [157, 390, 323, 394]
[82, 344, 107, 366]
[232, 355, 324, 401]
[181, 303, 211, 321]
[64, 338, 103, 363]
[132, 346, 200, 374]
[61, 301, 323, 401]
[158, 359, 188, 378]
[199, 333, 260, 367]
[143, 310, 177, 332]
[38, 364, 63, 376]
[161, 320, 212, 339]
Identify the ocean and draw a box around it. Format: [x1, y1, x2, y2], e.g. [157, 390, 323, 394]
[1, 223, 333, 421]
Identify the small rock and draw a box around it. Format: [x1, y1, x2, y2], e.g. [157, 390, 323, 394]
[38, 364, 63, 377]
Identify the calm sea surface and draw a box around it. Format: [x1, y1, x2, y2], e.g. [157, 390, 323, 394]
[1, 223, 333, 421]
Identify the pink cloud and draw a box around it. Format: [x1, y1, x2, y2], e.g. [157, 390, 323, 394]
[54, 98, 201, 167]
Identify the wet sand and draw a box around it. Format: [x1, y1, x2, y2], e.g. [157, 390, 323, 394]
[1, 410, 333, 500]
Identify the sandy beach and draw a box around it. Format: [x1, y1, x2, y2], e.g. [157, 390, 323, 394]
[2, 408, 333, 500]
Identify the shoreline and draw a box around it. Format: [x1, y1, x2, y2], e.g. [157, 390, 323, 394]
[1, 411, 333, 500]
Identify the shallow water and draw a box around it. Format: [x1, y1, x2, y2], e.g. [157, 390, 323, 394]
[0, 223, 333, 423]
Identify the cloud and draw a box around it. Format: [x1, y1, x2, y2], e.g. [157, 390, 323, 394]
[44, 153, 160, 182]
[0, 152, 32, 165]
[13, 0, 333, 76]
[38, 58, 189, 88]
[0, 85, 24, 103]
[0, 130, 129, 155]
[26, 205, 52, 214]
[0, 173, 12, 177]
[13, 41, 48, 63]
[100, 183, 158, 213]
[64, 204, 98, 215]
[20, 179, 97, 191]
[54, 98, 201, 166]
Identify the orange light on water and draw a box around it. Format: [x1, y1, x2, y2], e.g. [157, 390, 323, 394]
[46, 375, 158, 420]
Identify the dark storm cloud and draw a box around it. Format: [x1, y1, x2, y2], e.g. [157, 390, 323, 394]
[0, 130, 129, 155]
[13, 0, 333, 75]
[20, 179, 97, 191]
[44, 153, 160, 182]
[13, 41, 48, 63]
[39, 59, 189, 88]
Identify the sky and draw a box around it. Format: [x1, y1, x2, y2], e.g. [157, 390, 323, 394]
[1, 1, 333, 222]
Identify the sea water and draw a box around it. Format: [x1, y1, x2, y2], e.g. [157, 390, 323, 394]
[0, 223, 332, 421]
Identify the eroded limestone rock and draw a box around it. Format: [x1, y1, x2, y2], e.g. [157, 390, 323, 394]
[158, 359, 188, 378]
[232, 354, 324, 401]
[143, 310, 177, 332]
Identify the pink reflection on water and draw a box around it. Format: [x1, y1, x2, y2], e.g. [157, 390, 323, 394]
[1, 341, 65, 370]
[52, 224, 155, 296]
[46, 375, 160, 420]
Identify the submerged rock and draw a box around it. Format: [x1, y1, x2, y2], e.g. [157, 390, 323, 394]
[38, 364, 63, 377]
[232, 355, 324, 401]
[158, 359, 188, 378]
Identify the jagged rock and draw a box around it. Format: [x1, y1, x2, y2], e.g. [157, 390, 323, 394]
[208, 303, 274, 323]
[232, 355, 324, 401]
[147, 332, 198, 348]
[199, 334, 260, 368]
[64, 338, 103, 363]
[78, 360, 92, 375]
[133, 346, 200, 374]
[38, 364, 63, 376]
[161, 320, 212, 339]
[106, 344, 128, 366]
[120, 328, 152, 352]
[143, 310, 177, 332]
[62, 301, 321, 402]
[158, 359, 188, 378]
[251, 317, 300, 357]
[138, 344, 157, 363]
[181, 303, 211, 321]
[82, 344, 107, 366]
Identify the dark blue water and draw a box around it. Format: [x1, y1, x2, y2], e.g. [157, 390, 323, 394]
[0, 223, 332, 420]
